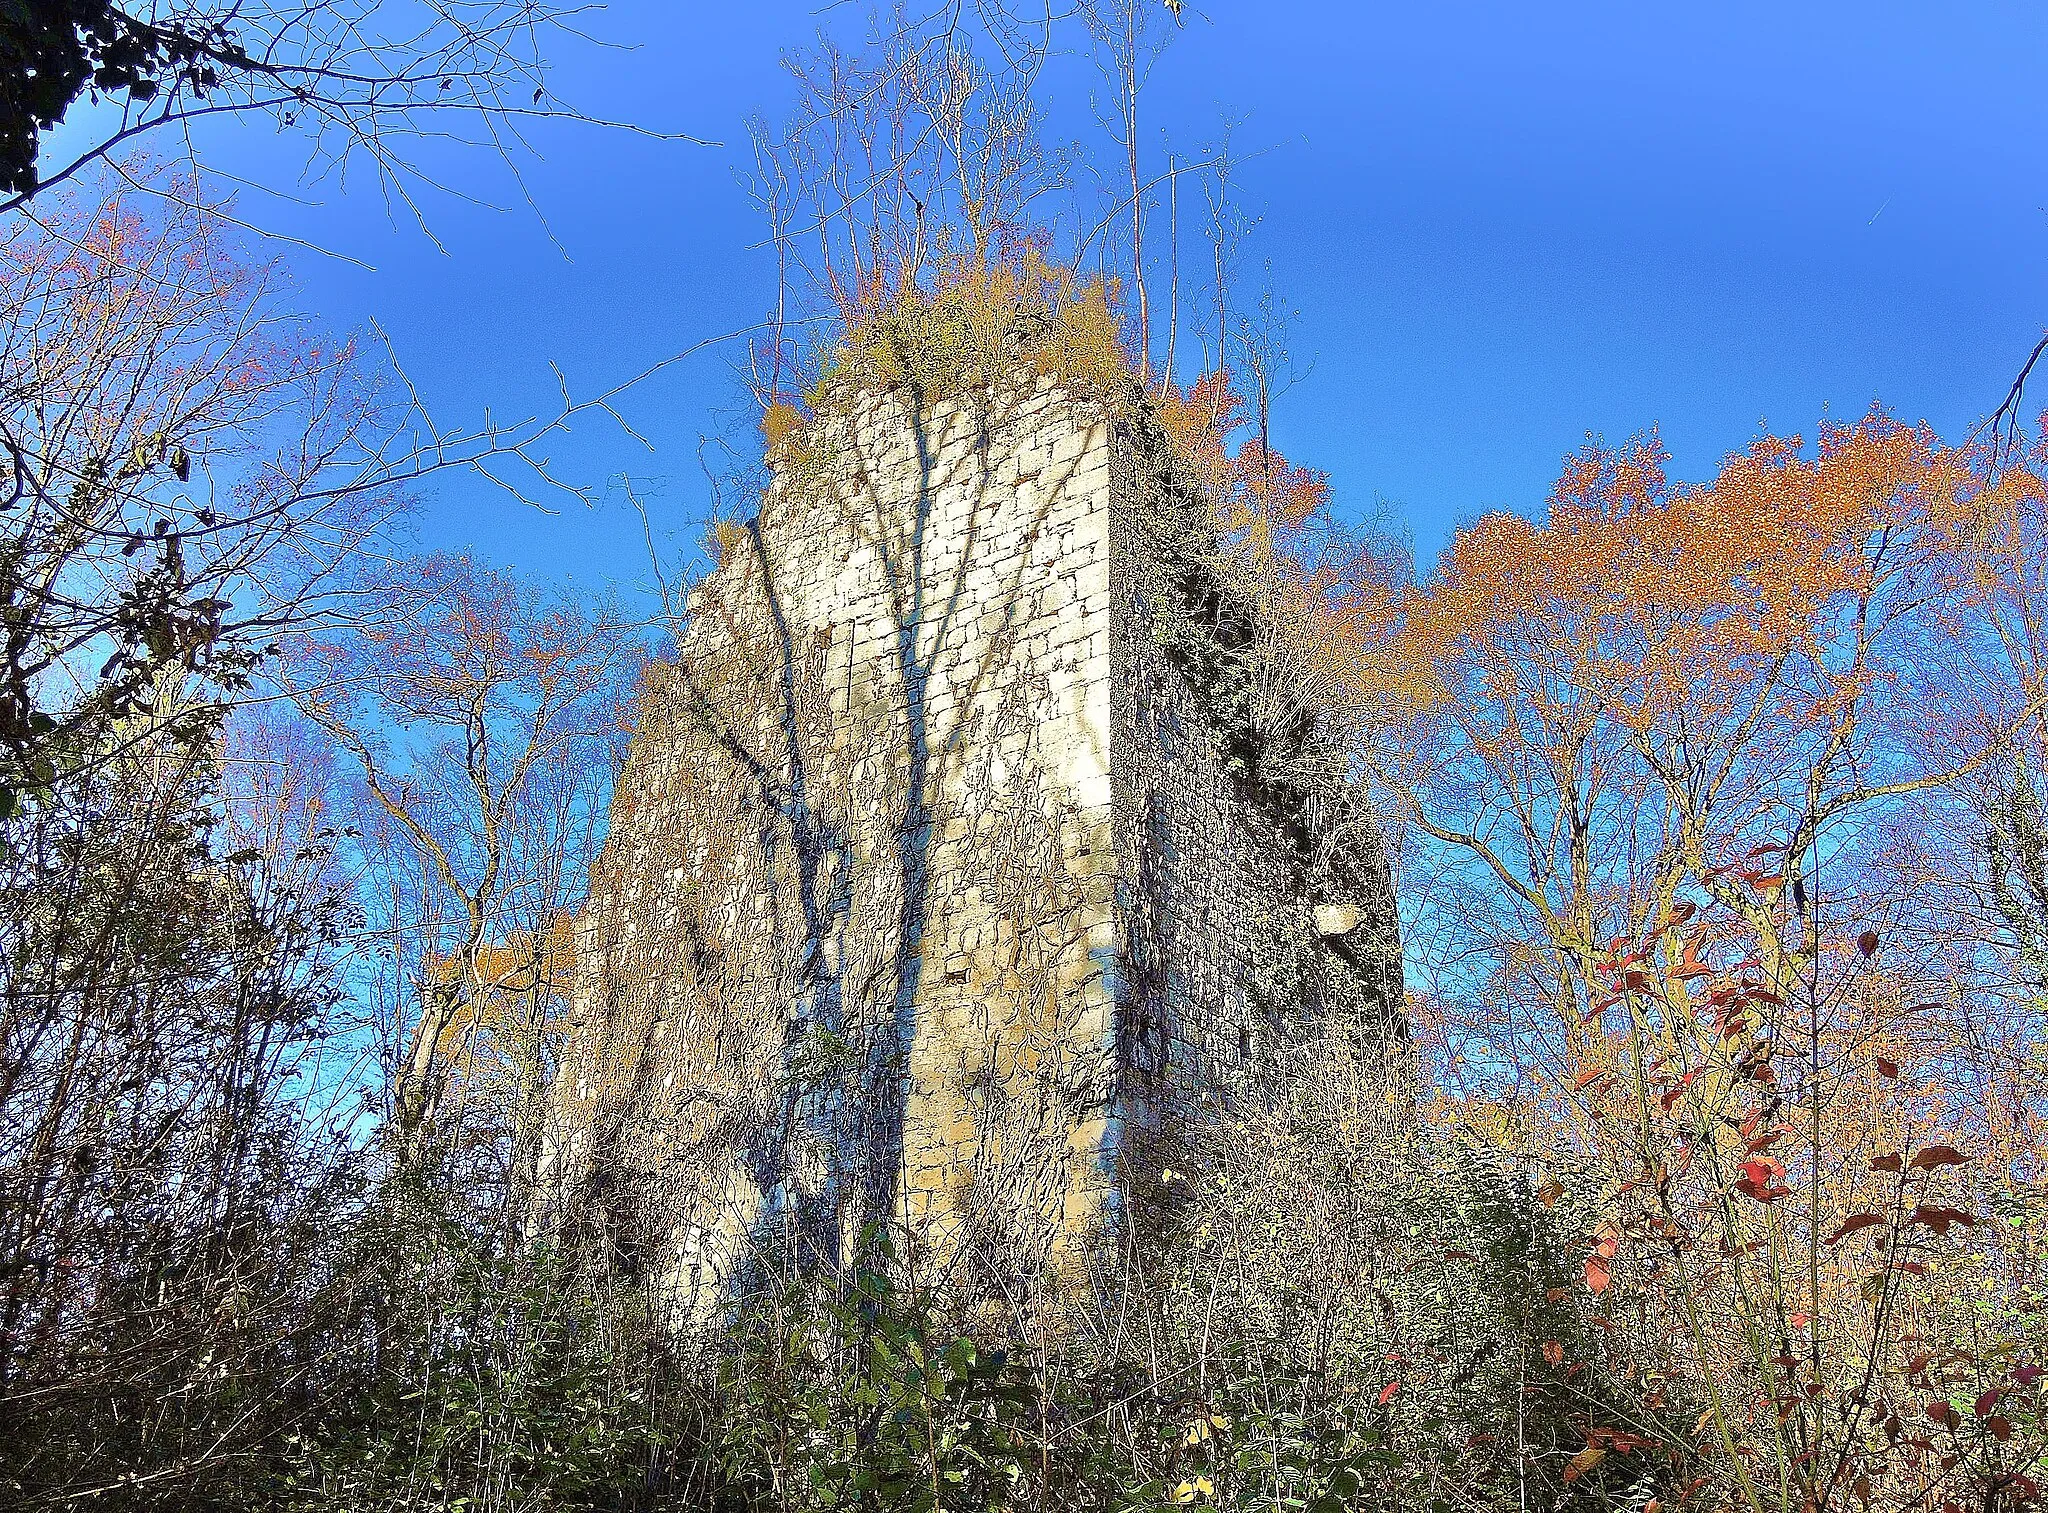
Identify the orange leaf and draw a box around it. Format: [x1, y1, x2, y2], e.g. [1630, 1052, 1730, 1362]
[1377, 1380, 1400, 1406]
[1585, 1256, 1612, 1294]
[1563, 1446, 1607, 1483]
[1543, 1341, 1564, 1366]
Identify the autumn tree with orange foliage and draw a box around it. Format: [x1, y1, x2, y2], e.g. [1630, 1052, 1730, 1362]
[1362, 415, 1999, 1033]
[1150, 364, 1408, 861]
[1330, 412, 2048, 1513]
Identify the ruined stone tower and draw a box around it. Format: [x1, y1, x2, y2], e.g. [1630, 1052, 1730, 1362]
[546, 376, 1406, 1314]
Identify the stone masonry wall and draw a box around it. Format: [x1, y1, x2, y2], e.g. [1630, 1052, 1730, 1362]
[545, 378, 1407, 1318]
[1107, 421, 1409, 1158]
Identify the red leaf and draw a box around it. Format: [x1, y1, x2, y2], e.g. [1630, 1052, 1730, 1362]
[1876, 1057, 1899, 1078]
[1826, 1214, 1885, 1245]
[1976, 1389, 2003, 1417]
[1377, 1380, 1400, 1405]
[1858, 929, 1881, 957]
[1871, 1154, 1903, 1172]
[2016, 1365, 2043, 1387]
[1908, 1145, 1967, 1172]
[1673, 932, 1713, 981]
[1585, 1256, 1612, 1295]
[1736, 1157, 1791, 1202]
[1573, 1066, 1607, 1091]
[1909, 1205, 1976, 1236]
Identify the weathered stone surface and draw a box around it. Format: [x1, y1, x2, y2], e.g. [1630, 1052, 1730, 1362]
[1314, 903, 1364, 938]
[543, 379, 1407, 1319]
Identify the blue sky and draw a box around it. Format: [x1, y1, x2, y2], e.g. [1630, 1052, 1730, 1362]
[46, 1, 2048, 594]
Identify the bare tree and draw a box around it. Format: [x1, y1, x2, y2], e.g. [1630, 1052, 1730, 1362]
[2, 0, 707, 226]
[0, 693, 367, 1503]
[1233, 266, 1309, 490]
[287, 553, 635, 1180]
[1080, 0, 1173, 380]
[740, 8, 1069, 410]
[0, 172, 697, 819]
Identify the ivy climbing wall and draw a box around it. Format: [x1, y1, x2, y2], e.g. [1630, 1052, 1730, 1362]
[544, 377, 1407, 1319]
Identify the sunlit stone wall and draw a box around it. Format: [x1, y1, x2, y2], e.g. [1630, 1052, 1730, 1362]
[545, 378, 1406, 1317]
